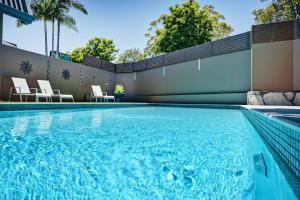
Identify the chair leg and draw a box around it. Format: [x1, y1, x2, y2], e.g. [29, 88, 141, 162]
[20, 94, 22, 102]
[36, 96, 39, 102]
[25, 96, 28, 102]
[9, 88, 12, 101]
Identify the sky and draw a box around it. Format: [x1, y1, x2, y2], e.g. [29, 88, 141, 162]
[3, 0, 268, 57]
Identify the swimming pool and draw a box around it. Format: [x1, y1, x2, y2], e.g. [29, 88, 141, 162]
[0, 106, 297, 199]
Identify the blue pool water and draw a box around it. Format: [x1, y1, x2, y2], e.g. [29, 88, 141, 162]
[0, 107, 297, 199]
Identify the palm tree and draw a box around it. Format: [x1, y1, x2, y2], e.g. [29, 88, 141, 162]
[54, 0, 87, 56]
[18, 0, 86, 57]
[56, 13, 78, 53]
[30, 0, 55, 56]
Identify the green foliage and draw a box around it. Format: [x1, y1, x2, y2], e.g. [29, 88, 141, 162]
[70, 47, 85, 63]
[203, 5, 233, 40]
[30, 0, 55, 21]
[144, 0, 233, 56]
[253, 0, 300, 24]
[21, 0, 87, 56]
[116, 49, 145, 64]
[54, 0, 88, 53]
[84, 37, 118, 61]
[114, 84, 125, 96]
[70, 37, 118, 63]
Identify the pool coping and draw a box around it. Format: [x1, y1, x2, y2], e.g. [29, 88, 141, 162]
[0, 102, 242, 111]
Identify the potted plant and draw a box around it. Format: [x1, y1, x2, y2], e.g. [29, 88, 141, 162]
[114, 84, 125, 102]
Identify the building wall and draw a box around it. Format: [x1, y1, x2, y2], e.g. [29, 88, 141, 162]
[116, 50, 251, 104]
[252, 40, 293, 91]
[294, 39, 300, 91]
[0, 45, 115, 101]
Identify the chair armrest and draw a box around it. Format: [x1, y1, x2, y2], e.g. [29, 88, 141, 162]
[29, 88, 38, 93]
[10, 87, 21, 93]
[102, 92, 108, 96]
[53, 89, 61, 95]
[39, 89, 47, 94]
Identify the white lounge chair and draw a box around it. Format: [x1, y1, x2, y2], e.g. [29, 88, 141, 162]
[9, 77, 50, 102]
[90, 85, 115, 102]
[37, 80, 74, 102]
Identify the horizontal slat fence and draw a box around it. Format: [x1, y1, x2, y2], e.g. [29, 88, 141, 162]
[83, 32, 251, 73]
[252, 19, 300, 44]
[82, 19, 299, 73]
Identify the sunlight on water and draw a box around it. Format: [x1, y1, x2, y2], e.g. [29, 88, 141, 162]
[0, 107, 296, 199]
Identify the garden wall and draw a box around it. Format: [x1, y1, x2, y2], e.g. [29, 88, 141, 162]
[0, 45, 3, 95]
[294, 39, 300, 91]
[0, 45, 115, 101]
[115, 50, 251, 103]
[251, 19, 300, 92]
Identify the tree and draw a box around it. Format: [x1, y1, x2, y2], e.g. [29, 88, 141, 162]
[29, 0, 55, 56]
[116, 48, 145, 63]
[19, 0, 87, 57]
[84, 37, 118, 61]
[203, 5, 233, 40]
[70, 37, 118, 63]
[253, 0, 300, 24]
[144, 0, 233, 56]
[54, 0, 87, 56]
[70, 47, 85, 63]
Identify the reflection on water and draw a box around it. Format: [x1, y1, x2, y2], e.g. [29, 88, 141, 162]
[10, 116, 30, 137]
[91, 110, 102, 128]
[36, 113, 53, 135]
[58, 112, 73, 122]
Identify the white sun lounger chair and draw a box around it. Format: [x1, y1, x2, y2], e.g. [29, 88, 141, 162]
[37, 80, 74, 102]
[90, 85, 115, 102]
[9, 77, 51, 102]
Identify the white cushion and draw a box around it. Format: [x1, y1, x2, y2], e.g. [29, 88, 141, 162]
[36, 93, 51, 97]
[104, 95, 115, 99]
[59, 94, 73, 99]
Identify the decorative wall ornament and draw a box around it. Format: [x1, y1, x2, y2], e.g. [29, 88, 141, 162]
[62, 69, 71, 80]
[79, 67, 83, 86]
[19, 60, 33, 75]
[47, 60, 51, 80]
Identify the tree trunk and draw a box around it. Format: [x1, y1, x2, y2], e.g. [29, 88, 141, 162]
[44, 20, 48, 56]
[57, 21, 61, 57]
[51, 18, 55, 57]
